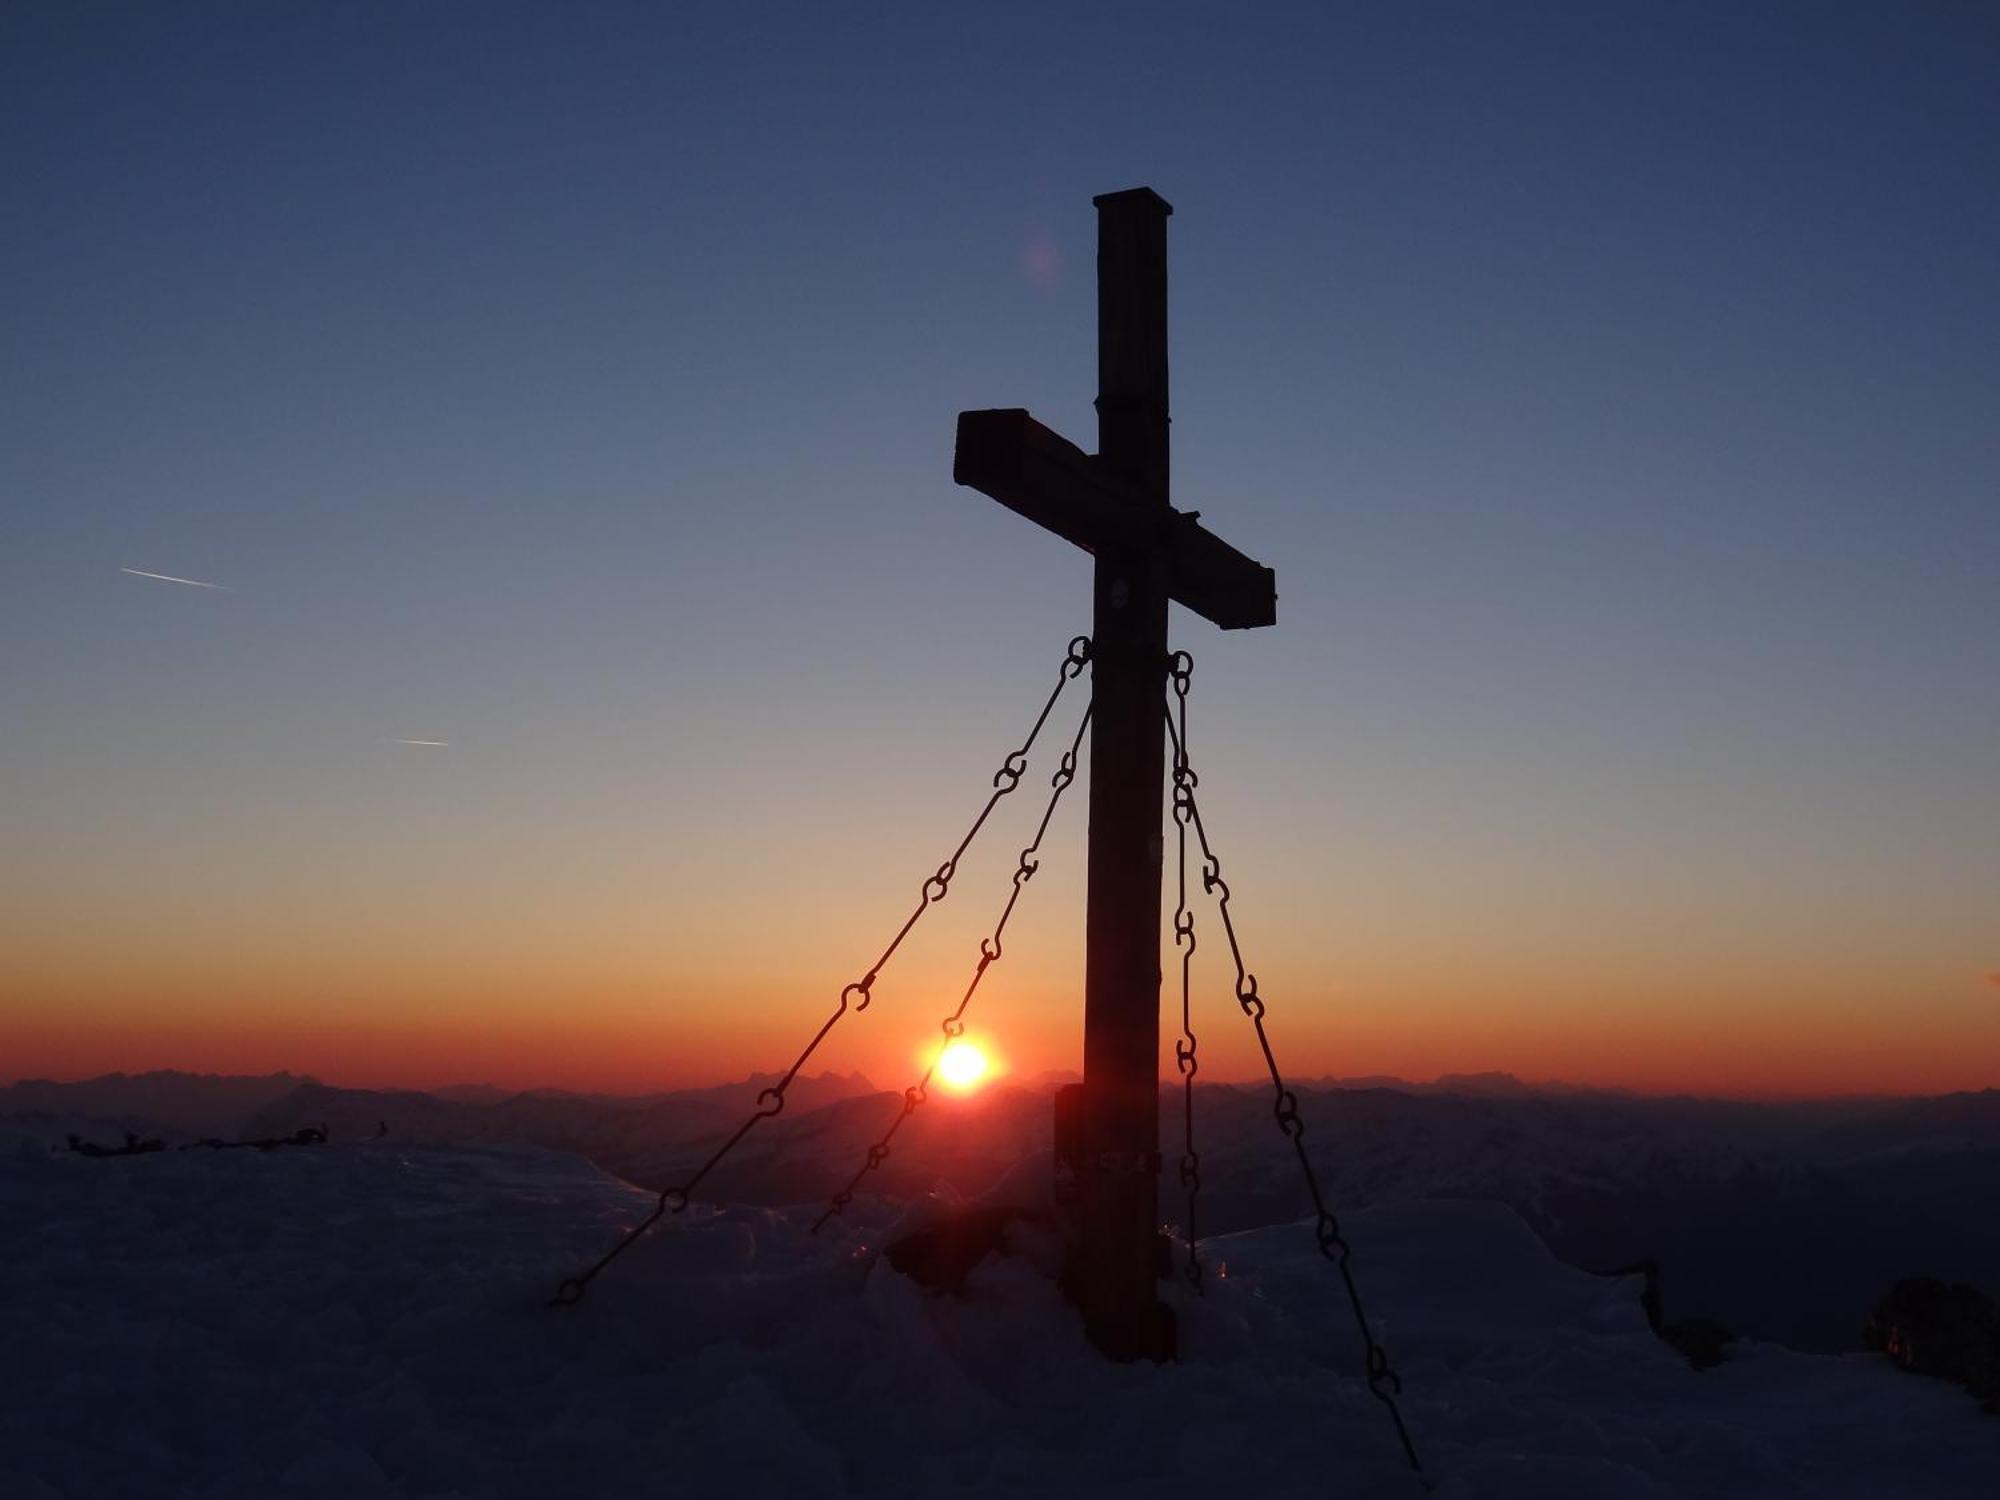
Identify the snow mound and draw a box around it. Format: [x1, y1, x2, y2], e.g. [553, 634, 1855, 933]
[0, 1144, 1988, 1498]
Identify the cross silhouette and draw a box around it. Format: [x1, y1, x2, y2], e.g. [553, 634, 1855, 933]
[953, 187, 1276, 1359]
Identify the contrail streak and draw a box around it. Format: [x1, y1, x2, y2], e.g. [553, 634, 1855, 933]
[387, 738, 450, 747]
[121, 567, 228, 590]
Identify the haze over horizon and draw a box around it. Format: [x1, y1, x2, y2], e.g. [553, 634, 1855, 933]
[4, 1059, 1990, 1109]
[5, 3, 1997, 1099]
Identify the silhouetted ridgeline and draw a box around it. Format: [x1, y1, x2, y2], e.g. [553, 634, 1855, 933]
[0, 1070, 315, 1138]
[8, 1069, 1995, 1354]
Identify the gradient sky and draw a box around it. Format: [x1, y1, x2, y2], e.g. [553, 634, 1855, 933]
[4, 2, 1996, 1098]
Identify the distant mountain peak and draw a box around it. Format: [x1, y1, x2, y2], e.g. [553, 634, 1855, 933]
[1431, 1071, 1536, 1097]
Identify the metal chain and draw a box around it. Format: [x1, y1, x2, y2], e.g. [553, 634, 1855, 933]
[1167, 650, 1203, 1294]
[548, 634, 1093, 1308]
[812, 696, 1092, 1233]
[1162, 673, 1424, 1477]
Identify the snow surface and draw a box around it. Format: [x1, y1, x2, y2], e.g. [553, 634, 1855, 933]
[1, 1143, 1991, 1498]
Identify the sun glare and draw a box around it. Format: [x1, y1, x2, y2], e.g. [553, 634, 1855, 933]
[937, 1039, 990, 1093]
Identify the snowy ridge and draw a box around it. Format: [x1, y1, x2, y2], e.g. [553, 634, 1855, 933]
[1, 1142, 1990, 1498]
[13, 1075, 1999, 1355]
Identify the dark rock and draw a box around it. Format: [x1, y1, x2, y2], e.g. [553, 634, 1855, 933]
[1662, 1316, 1737, 1370]
[65, 1131, 165, 1158]
[884, 1204, 1043, 1292]
[1865, 1277, 2000, 1413]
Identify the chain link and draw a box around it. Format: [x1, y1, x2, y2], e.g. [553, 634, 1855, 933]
[1167, 650, 1204, 1294]
[548, 635, 1092, 1309]
[1163, 667, 1424, 1477]
[813, 695, 1092, 1233]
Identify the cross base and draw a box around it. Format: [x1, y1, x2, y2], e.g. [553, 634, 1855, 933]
[1052, 1082, 1178, 1360]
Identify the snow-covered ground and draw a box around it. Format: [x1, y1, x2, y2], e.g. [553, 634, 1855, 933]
[1, 1142, 1990, 1498]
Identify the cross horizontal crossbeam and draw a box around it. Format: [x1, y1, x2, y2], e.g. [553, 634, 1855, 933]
[954, 408, 1276, 631]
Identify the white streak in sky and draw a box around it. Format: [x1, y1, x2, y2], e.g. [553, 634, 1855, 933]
[387, 738, 450, 747]
[121, 567, 229, 590]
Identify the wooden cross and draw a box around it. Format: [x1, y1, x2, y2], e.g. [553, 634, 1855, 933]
[952, 188, 1276, 1360]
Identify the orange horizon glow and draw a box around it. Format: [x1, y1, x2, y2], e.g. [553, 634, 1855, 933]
[6, 790, 1995, 1104]
[6, 967, 1996, 1102]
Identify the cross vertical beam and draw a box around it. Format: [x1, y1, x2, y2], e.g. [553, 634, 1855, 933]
[1076, 187, 1174, 1361]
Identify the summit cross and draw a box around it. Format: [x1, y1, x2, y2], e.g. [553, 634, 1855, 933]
[952, 187, 1277, 1360]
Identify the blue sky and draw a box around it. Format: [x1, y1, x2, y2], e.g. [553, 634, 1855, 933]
[3, 2, 1995, 1092]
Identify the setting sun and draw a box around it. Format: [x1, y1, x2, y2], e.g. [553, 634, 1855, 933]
[936, 1039, 990, 1092]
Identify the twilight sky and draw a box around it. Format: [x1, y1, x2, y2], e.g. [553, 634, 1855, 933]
[3, 2, 1996, 1097]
